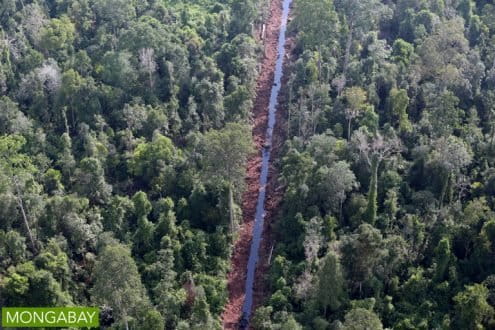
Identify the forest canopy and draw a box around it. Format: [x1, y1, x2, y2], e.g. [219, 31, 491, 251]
[0, 0, 262, 328]
[2, 0, 495, 329]
[254, 0, 495, 329]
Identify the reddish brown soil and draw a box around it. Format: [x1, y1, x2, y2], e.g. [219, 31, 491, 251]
[221, 0, 289, 328]
[251, 33, 296, 316]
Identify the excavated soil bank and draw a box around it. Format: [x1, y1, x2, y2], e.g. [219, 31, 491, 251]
[221, 0, 292, 328]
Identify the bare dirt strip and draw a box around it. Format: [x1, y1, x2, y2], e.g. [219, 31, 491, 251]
[251, 31, 295, 320]
[221, 0, 290, 328]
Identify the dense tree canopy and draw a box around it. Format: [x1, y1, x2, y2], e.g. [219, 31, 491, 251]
[3, 0, 495, 329]
[0, 0, 261, 328]
[256, 0, 495, 328]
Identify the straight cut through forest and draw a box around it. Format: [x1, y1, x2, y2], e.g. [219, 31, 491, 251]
[2, 0, 495, 329]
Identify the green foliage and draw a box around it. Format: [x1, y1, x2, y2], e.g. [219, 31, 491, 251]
[453, 284, 494, 329]
[433, 238, 452, 282]
[313, 252, 347, 314]
[0, 135, 36, 178]
[252, 306, 274, 330]
[392, 39, 414, 66]
[342, 308, 383, 330]
[91, 243, 151, 328]
[344, 87, 368, 139]
[482, 220, 495, 252]
[315, 160, 358, 215]
[341, 224, 386, 292]
[202, 122, 253, 191]
[0, 0, 264, 326]
[74, 157, 112, 203]
[2, 261, 72, 307]
[388, 88, 411, 133]
[129, 133, 182, 193]
[4, 0, 495, 328]
[365, 155, 379, 225]
[40, 16, 75, 60]
[229, 0, 257, 36]
[0, 230, 26, 265]
[292, 0, 338, 50]
[201, 122, 253, 232]
[263, 0, 495, 329]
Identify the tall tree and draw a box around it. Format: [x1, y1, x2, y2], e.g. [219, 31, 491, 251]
[343, 87, 368, 140]
[74, 157, 112, 204]
[39, 16, 75, 61]
[387, 88, 411, 133]
[429, 136, 472, 207]
[293, 0, 338, 50]
[292, 0, 338, 81]
[93, 0, 136, 32]
[342, 307, 383, 330]
[138, 47, 156, 89]
[433, 237, 452, 282]
[453, 284, 494, 330]
[340, 224, 386, 294]
[316, 161, 358, 220]
[229, 0, 256, 36]
[91, 243, 152, 330]
[333, 0, 385, 93]
[421, 90, 462, 138]
[128, 132, 182, 193]
[353, 128, 401, 225]
[313, 251, 347, 315]
[202, 123, 253, 233]
[414, 17, 483, 94]
[0, 135, 38, 252]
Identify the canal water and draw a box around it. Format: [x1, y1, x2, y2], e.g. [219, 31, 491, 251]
[240, 0, 292, 326]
